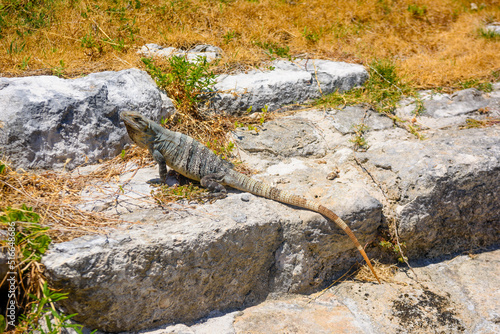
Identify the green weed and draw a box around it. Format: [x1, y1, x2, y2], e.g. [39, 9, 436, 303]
[412, 96, 425, 116]
[259, 105, 269, 124]
[350, 123, 369, 151]
[315, 59, 410, 114]
[478, 27, 500, 40]
[407, 4, 427, 18]
[80, 31, 104, 55]
[7, 40, 25, 54]
[206, 139, 235, 159]
[379, 239, 408, 263]
[0, 205, 89, 333]
[223, 30, 238, 44]
[302, 26, 322, 43]
[458, 79, 493, 92]
[142, 56, 218, 115]
[51, 60, 66, 78]
[0, 0, 59, 36]
[18, 283, 92, 334]
[18, 55, 30, 70]
[314, 59, 427, 138]
[255, 41, 292, 61]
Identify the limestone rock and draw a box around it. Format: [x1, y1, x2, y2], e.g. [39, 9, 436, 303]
[233, 117, 327, 158]
[396, 88, 494, 130]
[0, 69, 173, 170]
[40, 85, 500, 332]
[211, 59, 368, 115]
[485, 23, 500, 35]
[138, 44, 222, 63]
[43, 146, 385, 331]
[107, 249, 500, 334]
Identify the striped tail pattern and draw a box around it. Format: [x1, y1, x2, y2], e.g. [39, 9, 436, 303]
[224, 169, 381, 284]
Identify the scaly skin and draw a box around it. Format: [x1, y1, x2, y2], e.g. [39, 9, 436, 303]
[120, 110, 381, 283]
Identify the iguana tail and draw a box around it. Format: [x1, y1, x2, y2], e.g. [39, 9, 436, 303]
[224, 169, 381, 284]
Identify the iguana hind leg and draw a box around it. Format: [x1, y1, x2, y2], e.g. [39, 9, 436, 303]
[200, 172, 227, 199]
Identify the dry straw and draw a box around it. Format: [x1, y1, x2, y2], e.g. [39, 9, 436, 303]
[0, 0, 498, 87]
[0, 146, 152, 242]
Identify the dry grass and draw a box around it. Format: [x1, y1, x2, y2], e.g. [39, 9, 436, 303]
[355, 260, 398, 283]
[0, 0, 498, 87]
[0, 147, 152, 242]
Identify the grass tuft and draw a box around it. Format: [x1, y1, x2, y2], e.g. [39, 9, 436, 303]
[314, 58, 411, 115]
[0, 205, 94, 333]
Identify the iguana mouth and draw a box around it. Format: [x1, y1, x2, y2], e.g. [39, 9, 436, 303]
[120, 110, 150, 148]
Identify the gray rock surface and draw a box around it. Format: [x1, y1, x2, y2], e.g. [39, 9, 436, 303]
[0, 69, 174, 170]
[0, 60, 366, 170]
[234, 117, 328, 158]
[42, 83, 500, 331]
[133, 248, 500, 334]
[396, 87, 498, 130]
[138, 44, 222, 63]
[360, 127, 500, 257]
[43, 166, 383, 331]
[485, 23, 500, 35]
[211, 59, 368, 114]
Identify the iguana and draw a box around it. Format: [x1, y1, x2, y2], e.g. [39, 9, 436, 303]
[120, 110, 381, 283]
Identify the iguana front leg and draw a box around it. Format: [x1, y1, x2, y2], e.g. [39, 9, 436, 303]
[200, 172, 227, 199]
[152, 149, 168, 183]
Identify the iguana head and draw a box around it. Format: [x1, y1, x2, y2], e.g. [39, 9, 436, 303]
[119, 110, 153, 149]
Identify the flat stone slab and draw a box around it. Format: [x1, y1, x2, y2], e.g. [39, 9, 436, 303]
[211, 59, 368, 114]
[135, 248, 500, 334]
[396, 86, 500, 130]
[138, 44, 223, 63]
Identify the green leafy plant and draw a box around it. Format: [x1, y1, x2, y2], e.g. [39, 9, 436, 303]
[206, 139, 235, 159]
[80, 31, 104, 55]
[142, 55, 218, 114]
[478, 27, 500, 40]
[7, 40, 25, 54]
[18, 55, 31, 70]
[458, 79, 493, 92]
[314, 59, 426, 138]
[0, 205, 89, 333]
[255, 41, 292, 61]
[259, 105, 269, 125]
[302, 26, 322, 43]
[379, 239, 408, 263]
[19, 283, 91, 334]
[0, 0, 59, 36]
[350, 123, 369, 151]
[412, 96, 425, 116]
[315, 59, 409, 114]
[51, 60, 66, 78]
[223, 30, 238, 44]
[407, 4, 427, 18]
